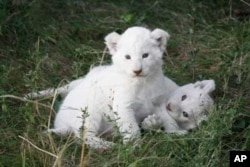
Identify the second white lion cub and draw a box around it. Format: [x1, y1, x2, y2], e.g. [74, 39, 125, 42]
[141, 80, 215, 133]
[48, 27, 178, 149]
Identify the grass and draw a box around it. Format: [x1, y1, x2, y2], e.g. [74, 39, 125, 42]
[0, 0, 250, 166]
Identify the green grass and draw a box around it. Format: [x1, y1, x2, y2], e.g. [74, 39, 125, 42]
[1, 0, 250, 166]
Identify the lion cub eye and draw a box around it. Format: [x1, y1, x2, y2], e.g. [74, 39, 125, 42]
[183, 111, 189, 118]
[125, 55, 131, 59]
[142, 53, 149, 58]
[181, 95, 187, 101]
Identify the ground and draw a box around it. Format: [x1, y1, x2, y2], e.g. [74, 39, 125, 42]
[0, 0, 250, 166]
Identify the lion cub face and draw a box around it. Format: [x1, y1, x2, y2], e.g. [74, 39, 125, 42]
[167, 80, 215, 130]
[105, 27, 170, 78]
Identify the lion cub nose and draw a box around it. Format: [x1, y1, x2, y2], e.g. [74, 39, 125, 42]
[133, 69, 142, 75]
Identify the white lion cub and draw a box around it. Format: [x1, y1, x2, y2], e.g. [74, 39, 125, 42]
[48, 27, 178, 149]
[141, 80, 215, 133]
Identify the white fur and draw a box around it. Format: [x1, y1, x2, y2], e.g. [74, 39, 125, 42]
[48, 27, 178, 149]
[141, 80, 215, 134]
[166, 80, 215, 130]
[24, 79, 82, 99]
[28, 27, 215, 149]
[24, 28, 170, 100]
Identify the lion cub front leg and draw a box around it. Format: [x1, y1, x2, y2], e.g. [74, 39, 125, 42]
[141, 114, 163, 130]
[114, 108, 141, 145]
[112, 93, 141, 145]
[84, 114, 115, 149]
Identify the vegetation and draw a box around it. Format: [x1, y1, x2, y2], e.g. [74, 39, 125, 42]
[0, 0, 249, 166]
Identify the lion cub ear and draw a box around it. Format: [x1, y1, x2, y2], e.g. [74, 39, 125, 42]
[194, 80, 216, 94]
[151, 28, 170, 52]
[104, 32, 121, 55]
